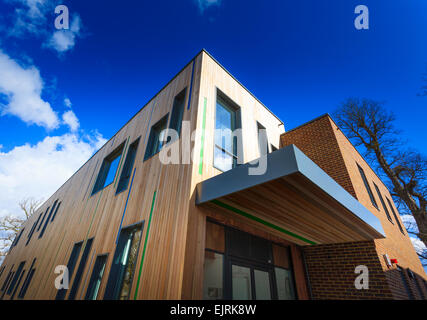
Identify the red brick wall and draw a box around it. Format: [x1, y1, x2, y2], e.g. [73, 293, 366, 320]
[303, 241, 394, 299]
[280, 115, 356, 198]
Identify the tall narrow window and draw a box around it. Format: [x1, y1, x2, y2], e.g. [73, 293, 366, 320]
[1, 265, 14, 292]
[92, 143, 124, 195]
[357, 164, 378, 209]
[39, 200, 58, 238]
[10, 269, 25, 300]
[257, 122, 269, 157]
[36, 207, 50, 232]
[85, 254, 108, 300]
[144, 115, 169, 160]
[50, 201, 61, 223]
[56, 241, 83, 300]
[373, 183, 393, 223]
[104, 222, 144, 300]
[116, 138, 140, 194]
[214, 94, 241, 172]
[386, 197, 405, 235]
[168, 88, 187, 139]
[18, 258, 36, 299]
[12, 227, 25, 248]
[26, 213, 42, 246]
[6, 261, 25, 295]
[68, 238, 94, 300]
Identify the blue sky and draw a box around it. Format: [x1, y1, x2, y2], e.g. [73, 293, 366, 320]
[0, 1, 426, 255]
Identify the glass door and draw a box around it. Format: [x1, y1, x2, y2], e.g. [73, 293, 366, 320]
[228, 259, 275, 300]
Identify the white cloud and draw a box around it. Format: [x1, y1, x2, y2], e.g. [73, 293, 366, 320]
[6, 1, 83, 54]
[0, 132, 107, 220]
[62, 109, 79, 131]
[196, 0, 222, 12]
[0, 50, 59, 129]
[46, 15, 82, 53]
[64, 97, 72, 108]
[410, 237, 426, 255]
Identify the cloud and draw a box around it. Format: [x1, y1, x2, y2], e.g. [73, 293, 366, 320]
[410, 237, 426, 255]
[0, 132, 107, 220]
[6, 0, 83, 54]
[195, 0, 222, 12]
[62, 109, 79, 131]
[64, 97, 72, 108]
[0, 50, 59, 129]
[46, 15, 82, 53]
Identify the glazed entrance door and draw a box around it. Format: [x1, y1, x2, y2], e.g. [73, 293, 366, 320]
[228, 259, 276, 300]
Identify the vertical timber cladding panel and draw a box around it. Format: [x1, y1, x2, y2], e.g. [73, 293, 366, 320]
[134, 57, 200, 300]
[2, 54, 198, 299]
[181, 52, 285, 299]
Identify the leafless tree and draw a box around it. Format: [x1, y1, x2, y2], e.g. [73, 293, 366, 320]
[333, 98, 427, 265]
[0, 198, 42, 260]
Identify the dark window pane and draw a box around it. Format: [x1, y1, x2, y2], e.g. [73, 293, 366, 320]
[92, 144, 124, 195]
[387, 198, 405, 234]
[50, 202, 61, 223]
[169, 88, 187, 138]
[104, 223, 143, 300]
[68, 238, 94, 300]
[85, 255, 108, 300]
[7, 261, 25, 295]
[117, 138, 139, 194]
[39, 200, 58, 238]
[357, 164, 378, 209]
[373, 183, 393, 223]
[56, 241, 83, 300]
[275, 267, 296, 300]
[144, 115, 169, 160]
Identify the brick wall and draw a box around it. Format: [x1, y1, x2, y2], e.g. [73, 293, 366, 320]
[303, 241, 394, 299]
[280, 115, 356, 198]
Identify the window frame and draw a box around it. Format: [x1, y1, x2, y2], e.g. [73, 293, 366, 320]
[213, 89, 242, 172]
[84, 253, 109, 300]
[116, 137, 140, 195]
[168, 87, 187, 140]
[373, 183, 394, 224]
[144, 114, 170, 161]
[356, 163, 379, 210]
[91, 143, 125, 196]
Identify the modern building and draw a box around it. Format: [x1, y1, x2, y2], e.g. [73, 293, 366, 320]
[0, 50, 426, 300]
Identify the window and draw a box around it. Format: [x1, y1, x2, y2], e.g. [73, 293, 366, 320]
[92, 144, 124, 195]
[50, 201, 61, 223]
[10, 268, 26, 300]
[214, 93, 241, 172]
[116, 138, 140, 194]
[144, 115, 169, 161]
[68, 238, 94, 300]
[1, 265, 14, 292]
[11, 227, 25, 248]
[168, 88, 187, 139]
[104, 222, 144, 300]
[26, 213, 43, 246]
[357, 164, 378, 209]
[257, 122, 269, 157]
[203, 251, 224, 300]
[386, 197, 405, 235]
[39, 200, 58, 238]
[18, 259, 36, 299]
[36, 207, 50, 232]
[7, 261, 25, 295]
[373, 183, 393, 223]
[85, 254, 108, 300]
[56, 241, 83, 300]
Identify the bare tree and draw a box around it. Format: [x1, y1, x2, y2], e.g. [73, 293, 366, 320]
[0, 198, 42, 260]
[333, 98, 427, 265]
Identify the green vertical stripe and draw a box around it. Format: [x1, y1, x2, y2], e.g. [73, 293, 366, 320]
[198, 97, 207, 175]
[211, 199, 316, 245]
[134, 191, 157, 300]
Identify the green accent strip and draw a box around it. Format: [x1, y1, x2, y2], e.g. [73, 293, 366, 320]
[134, 191, 157, 300]
[211, 199, 316, 245]
[198, 97, 207, 175]
[113, 137, 130, 188]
